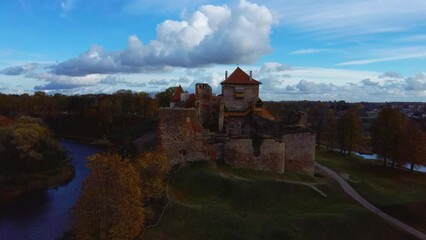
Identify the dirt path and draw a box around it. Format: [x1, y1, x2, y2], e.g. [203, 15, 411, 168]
[315, 162, 426, 240]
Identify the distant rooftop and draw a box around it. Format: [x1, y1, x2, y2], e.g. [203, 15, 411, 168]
[171, 85, 184, 102]
[221, 67, 261, 85]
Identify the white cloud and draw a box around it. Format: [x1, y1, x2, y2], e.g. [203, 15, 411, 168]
[290, 48, 332, 55]
[28, 72, 106, 90]
[52, 0, 273, 76]
[0, 63, 38, 75]
[99, 75, 130, 85]
[3, 63, 425, 101]
[149, 79, 169, 86]
[259, 62, 291, 73]
[361, 78, 379, 86]
[253, 63, 426, 101]
[336, 52, 426, 66]
[404, 73, 426, 91]
[379, 71, 403, 79]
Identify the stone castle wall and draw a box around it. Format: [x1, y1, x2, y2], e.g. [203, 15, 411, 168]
[159, 108, 216, 164]
[223, 138, 285, 173]
[159, 108, 315, 175]
[281, 132, 315, 175]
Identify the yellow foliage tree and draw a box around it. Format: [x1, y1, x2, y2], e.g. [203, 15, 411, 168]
[133, 150, 170, 200]
[75, 152, 144, 240]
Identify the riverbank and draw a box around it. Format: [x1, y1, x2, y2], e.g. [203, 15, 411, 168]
[0, 162, 75, 207]
[0, 140, 101, 240]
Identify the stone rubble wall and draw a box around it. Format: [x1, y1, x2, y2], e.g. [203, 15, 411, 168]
[159, 108, 315, 175]
[281, 132, 316, 175]
[223, 138, 285, 173]
[159, 108, 216, 165]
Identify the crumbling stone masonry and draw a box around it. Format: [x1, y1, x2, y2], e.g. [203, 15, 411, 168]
[282, 132, 315, 175]
[224, 138, 285, 173]
[159, 108, 216, 164]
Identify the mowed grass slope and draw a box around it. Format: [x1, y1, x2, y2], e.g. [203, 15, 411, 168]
[316, 148, 426, 232]
[144, 162, 412, 240]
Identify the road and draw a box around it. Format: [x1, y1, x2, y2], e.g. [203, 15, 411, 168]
[315, 162, 426, 240]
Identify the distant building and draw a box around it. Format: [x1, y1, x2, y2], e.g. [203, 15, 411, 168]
[160, 67, 316, 175]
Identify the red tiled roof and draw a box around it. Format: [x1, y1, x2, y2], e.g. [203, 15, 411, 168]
[221, 67, 261, 85]
[256, 108, 275, 121]
[171, 85, 184, 102]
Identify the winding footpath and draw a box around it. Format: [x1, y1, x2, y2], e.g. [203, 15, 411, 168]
[315, 162, 426, 240]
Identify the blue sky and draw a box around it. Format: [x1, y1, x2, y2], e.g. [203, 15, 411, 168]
[1, 0, 426, 102]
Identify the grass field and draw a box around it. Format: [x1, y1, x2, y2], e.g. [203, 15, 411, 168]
[316, 148, 426, 233]
[144, 161, 413, 240]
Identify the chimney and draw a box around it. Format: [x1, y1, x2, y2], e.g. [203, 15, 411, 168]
[225, 70, 228, 79]
[250, 71, 252, 81]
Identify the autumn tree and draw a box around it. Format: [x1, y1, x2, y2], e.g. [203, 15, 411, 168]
[309, 102, 327, 147]
[337, 108, 362, 155]
[133, 150, 170, 200]
[0, 117, 66, 173]
[98, 97, 114, 134]
[396, 119, 426, 173]
[75, 152, 144, 240]
[155, 86, 178, 107]
[323, 109, 337, 151]
[371, 108, 405, 167]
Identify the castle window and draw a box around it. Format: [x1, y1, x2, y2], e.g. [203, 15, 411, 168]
[235, 92, 244, 98]
[235, 87, 244, 98]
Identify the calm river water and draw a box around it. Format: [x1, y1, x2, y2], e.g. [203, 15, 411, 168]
[354, 152, 426, 173]
[0, 140, 99, 240]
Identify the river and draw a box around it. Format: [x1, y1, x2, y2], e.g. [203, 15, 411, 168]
[0, 140, 100, 240]
[354, 152, 426, 173]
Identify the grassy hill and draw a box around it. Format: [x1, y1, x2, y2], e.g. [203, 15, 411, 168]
[316, 148, 426, 233]
[144, 161, 413, 240]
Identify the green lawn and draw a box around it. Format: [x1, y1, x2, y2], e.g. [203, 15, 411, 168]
[144, 162, 413, 240]
[316, 147, 426, 232]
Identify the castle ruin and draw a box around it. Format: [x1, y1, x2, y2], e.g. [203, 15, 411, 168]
[159, 67, 315, 175]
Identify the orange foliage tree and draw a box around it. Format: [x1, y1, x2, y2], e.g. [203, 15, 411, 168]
[397, 120, 426, 173]
[74, 152, 144, 240]
[133, 150, 170, 200]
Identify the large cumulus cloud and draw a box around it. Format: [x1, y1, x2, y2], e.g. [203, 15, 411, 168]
[52, 0, 273, 76]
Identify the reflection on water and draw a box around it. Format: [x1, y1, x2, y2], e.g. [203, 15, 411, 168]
[0, 140, 99, 240]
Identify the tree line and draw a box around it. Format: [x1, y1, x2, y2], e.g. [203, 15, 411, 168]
[0, 88, 176, 144]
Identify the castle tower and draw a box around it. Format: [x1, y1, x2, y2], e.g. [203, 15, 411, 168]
[220, 67, 261, 112]
[195, 83, 212, 126]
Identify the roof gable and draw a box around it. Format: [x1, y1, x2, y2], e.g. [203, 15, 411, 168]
[221, 67, 261, 85]
[171, 85, 184, 102]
